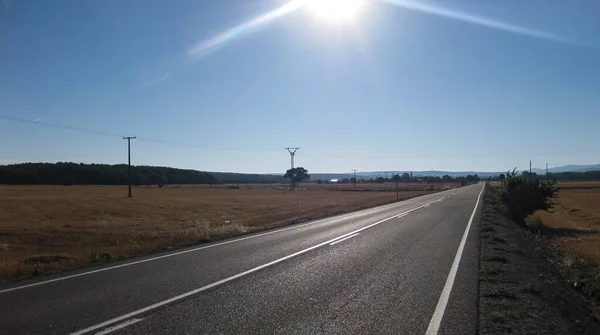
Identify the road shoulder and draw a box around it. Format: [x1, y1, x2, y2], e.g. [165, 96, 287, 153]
[479, 186, 600, 334]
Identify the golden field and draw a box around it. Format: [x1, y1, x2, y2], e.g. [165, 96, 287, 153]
[0, 183, 458, 279]
[531, 182, 600, 268]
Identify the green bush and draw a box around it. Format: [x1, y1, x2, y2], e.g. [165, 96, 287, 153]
[498, 169, 558, 225]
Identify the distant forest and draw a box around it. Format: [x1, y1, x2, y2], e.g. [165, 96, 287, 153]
[0, 163, 598, 186]
[0, 163, 218, 185]
[0, 163, 287, 185]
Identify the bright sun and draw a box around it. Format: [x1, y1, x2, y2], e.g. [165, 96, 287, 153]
[302, 0, 363, 21]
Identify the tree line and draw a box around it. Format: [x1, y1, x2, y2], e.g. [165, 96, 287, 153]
[315, 173, 481, 184]
[0, 162, 230, 185]
[497, 170, 600, 182]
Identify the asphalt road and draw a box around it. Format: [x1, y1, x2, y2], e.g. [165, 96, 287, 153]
[0, 183, 484, 335]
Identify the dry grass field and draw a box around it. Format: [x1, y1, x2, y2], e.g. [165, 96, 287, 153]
[0, 183, 458, 280]
[530, 182, 600, 268]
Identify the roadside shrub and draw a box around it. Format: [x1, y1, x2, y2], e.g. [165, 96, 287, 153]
[498, 169, 558, 226]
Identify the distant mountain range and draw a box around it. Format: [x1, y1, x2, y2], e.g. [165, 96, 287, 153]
[307, 164, 600, 180]
[530, 164, 600, 174]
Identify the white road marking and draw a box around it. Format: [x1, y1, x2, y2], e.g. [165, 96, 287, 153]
[0, 193, 450, 295]
[425, 185, 485, 335]
[93, 318, 143, 335]
[329, 233, 360, 246]
[69, 199, 440, 335]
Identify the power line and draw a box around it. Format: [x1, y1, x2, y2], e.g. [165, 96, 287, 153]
[0, 114, 280, 153]
[135, 137, 280, 153]
[0, 114, 125, 138]
[2, 114, 597, 161]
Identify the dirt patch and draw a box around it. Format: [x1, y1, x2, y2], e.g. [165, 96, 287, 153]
[479, 186, 600, 334]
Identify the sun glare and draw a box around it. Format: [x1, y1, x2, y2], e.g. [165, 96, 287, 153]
[303, 0, 363, 21]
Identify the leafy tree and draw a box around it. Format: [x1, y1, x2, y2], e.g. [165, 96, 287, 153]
[498, 174, 506, 182]
[499, 169, 558, 225]
[400, 173, 411, 182]
[465, 174, 479, 183]
[392, 174, 400, 182]
[375, 177, 385, 183]
[283, 167, 310, 190]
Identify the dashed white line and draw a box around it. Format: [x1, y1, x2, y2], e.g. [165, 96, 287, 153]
[425, 184, 485, 334]
[69, 198, 441, 335]
[329, 233, 360, 246]
[93, 318, 143, 335]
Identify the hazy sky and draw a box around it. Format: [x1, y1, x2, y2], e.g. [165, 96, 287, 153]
[1, 0, 599, 173]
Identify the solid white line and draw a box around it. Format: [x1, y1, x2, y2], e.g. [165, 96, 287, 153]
[93, 318, 143, 335]
[425, 185, 485, 335]
[329, 233, 360, 246]
[69, 200, 438, 335]
[0, 192, 447, 295]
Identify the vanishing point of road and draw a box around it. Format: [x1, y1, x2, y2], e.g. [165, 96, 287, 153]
[0, 183, 485, 335]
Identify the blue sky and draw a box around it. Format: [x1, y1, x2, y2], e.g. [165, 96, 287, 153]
[1, 0, 599, 173]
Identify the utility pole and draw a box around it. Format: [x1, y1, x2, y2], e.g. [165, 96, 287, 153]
[385, 172, 388, 187]
[396, 177, 399, 201]
[285, 147, 299, 169]
[546, 162, 549, 180]
[123, 136, 136, 197]
[352, 170, 357, 188]
[529, 160, 532, 182]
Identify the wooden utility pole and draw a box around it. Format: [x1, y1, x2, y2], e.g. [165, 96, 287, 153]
[123, 136, 136, 197]
[353, 170, 357, 188]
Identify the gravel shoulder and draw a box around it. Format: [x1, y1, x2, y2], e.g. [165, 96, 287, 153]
[479, 186, 600, 334]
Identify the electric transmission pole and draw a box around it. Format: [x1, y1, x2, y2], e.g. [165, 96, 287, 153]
[123, 136, 136, 197]
[385, 172, 388, 187]
[285, 147, 299, 169]
[352, 170, 357, 188]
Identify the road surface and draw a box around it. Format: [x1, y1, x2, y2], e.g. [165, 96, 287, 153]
[0, 183, 484, 335]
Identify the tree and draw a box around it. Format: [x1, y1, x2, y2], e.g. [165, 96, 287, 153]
[392, 174, 400, 182]
[375, 177, 385, 183]
[400, 173, 411, 182]
[283, 167, 310, 190]
[499, 169, 558, 225]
